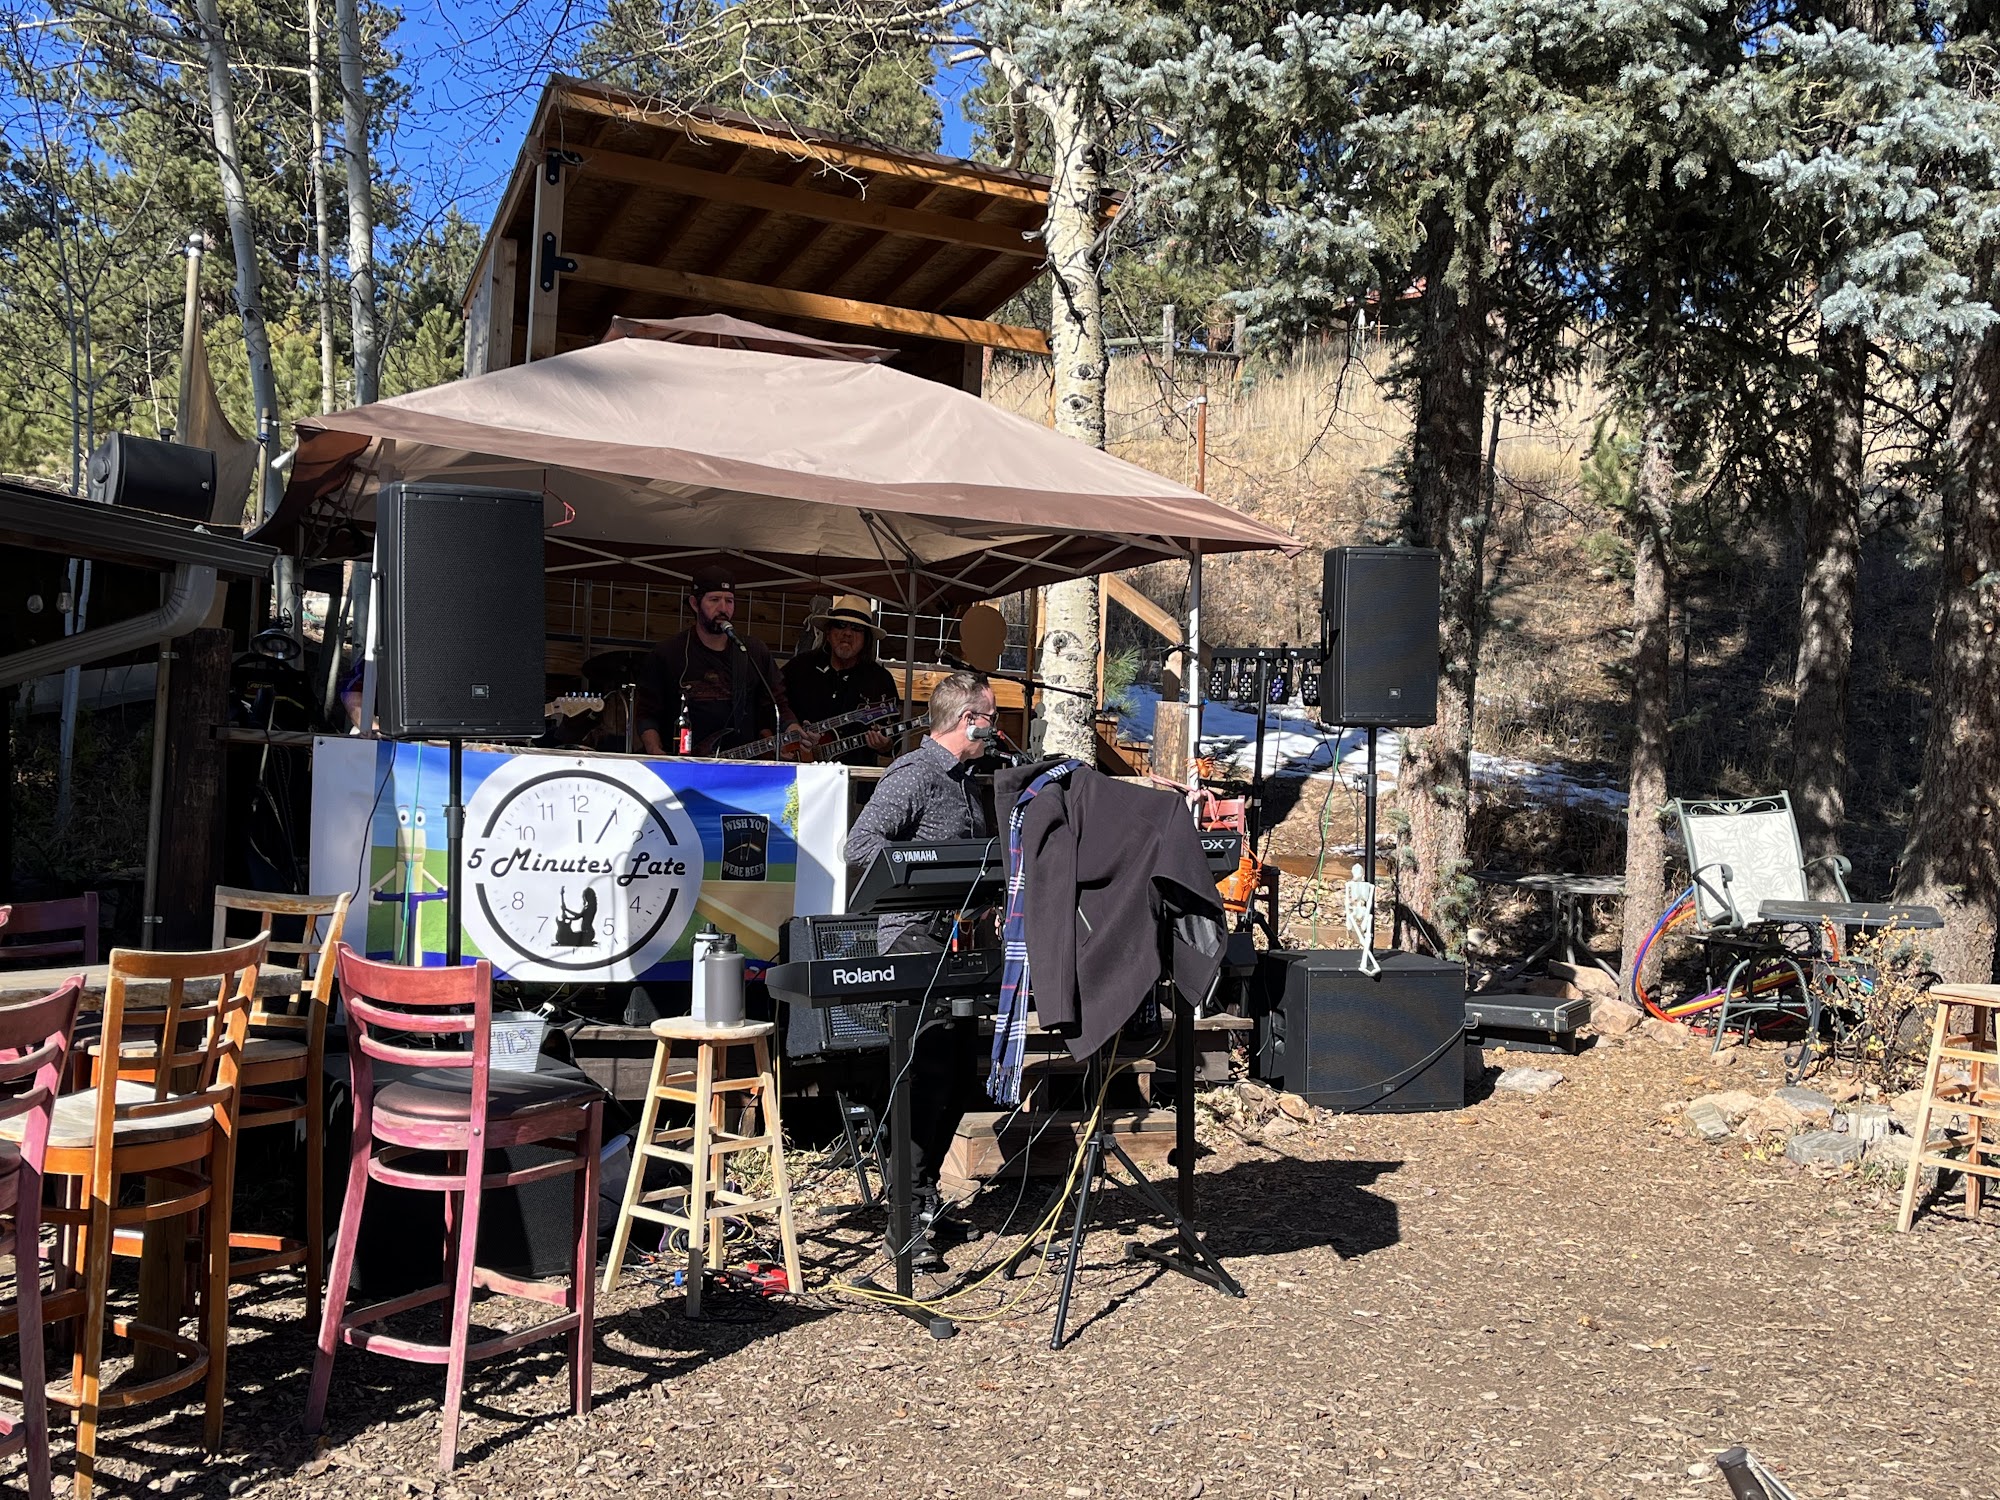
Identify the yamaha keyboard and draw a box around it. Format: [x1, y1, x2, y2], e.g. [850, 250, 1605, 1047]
[848, 838, 1006, 913]
[847, 829, 1242, 917]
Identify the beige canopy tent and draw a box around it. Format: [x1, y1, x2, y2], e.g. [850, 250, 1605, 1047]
[269, 324, 1297, 611]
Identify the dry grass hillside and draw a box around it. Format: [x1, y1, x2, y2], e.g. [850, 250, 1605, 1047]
[985, 341, 1939, 918]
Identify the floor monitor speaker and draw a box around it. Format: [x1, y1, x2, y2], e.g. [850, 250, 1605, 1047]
[377, 483, 547, 739]
[1254, 950, 1466, 1113]
[1320, 546, 1440, 726]
[86, 433, 219, 522]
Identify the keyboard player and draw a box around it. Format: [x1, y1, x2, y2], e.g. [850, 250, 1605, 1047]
[844, 670, 996, 1268]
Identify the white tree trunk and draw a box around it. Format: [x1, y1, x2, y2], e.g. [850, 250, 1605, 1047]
[1034, 76, 1104, 762]
[334, 0, 378, 404]
[307, 0, 337, 413]
[192, 0, 280, 518]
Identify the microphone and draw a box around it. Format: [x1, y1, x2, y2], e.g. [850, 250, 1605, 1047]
[968, 724, 998, 743]
[717, 619, 746, 652]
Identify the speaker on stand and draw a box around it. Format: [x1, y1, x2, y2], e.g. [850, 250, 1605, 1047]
[372, 482, 548, 964]
[1318, 546, 1440, 886]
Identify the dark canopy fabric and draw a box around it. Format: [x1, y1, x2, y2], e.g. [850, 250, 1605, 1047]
[270, 328, 1297, 608]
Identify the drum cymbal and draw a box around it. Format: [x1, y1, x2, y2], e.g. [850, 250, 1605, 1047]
[582, 649, 649, 691]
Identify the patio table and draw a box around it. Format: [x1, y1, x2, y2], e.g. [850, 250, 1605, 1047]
[1473, 872, 1626, 984]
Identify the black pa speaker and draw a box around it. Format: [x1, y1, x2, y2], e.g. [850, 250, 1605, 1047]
[1319, 546, 1440, 726]
[1253, 950, 1466, 1113]
[377, 483, 547, 739]
[87, 433, 219, 522]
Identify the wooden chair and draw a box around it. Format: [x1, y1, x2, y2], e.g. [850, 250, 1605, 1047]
[307, 947, 602, 1472]
[0, 976, 84, 1500]
[0, 892, 100, 967]
[209, 888, 353, 1324]
[13, 938, 265, 1500]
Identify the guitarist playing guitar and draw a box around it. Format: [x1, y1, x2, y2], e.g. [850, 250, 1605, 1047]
[782, 595, 902, 766]
[634, 574, 802, 757]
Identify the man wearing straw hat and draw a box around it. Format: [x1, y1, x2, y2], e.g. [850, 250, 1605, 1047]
[783, 595, 901, 765]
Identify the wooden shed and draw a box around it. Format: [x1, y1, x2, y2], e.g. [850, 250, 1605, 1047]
[461, 75, 1075, 392]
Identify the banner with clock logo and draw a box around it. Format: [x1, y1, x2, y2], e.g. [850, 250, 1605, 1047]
[310, 737, 850, 981]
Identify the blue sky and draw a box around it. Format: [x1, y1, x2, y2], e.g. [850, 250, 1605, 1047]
[388, 3, 983, 232]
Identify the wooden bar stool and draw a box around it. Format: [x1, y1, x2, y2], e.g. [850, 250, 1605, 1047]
[307, 948, 603, 1473]
[19, 938, 265, 1500]
[210, 887, 353, 1325]
[1898, 983, 2000, 1231]
[601, 1018, 801, 1317]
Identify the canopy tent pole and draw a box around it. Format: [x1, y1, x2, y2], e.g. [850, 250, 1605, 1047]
[904, 558, 918, 718]
[1186, 541, 1203, 770]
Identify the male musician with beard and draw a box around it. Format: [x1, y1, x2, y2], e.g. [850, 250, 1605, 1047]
[845, 669, 998, 1269]
[782, 595, 900, 766]
[635, 574, 800, 756]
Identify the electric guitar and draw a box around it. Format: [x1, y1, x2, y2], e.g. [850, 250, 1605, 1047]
[699, 701, 903, 760]
[545, 694, 606, 718]
[793, 713, 927, 764]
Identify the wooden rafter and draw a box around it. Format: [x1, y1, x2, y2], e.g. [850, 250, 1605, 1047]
[563, 254, 1051, 353]
[572, 148, 1041, 258]
[556, 86, 1054, 206]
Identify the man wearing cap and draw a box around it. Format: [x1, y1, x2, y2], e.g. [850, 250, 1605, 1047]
[635, 575, 799, 756]
[782, 595, 901, 765]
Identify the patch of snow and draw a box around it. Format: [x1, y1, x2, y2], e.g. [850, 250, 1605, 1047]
[1119, 686, 1626, 812]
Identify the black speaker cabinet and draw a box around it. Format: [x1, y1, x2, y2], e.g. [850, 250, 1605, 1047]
[87, 433, 218, 522]
[377, 483, 547, 739]
[1320, 546, 1440, 726]
[1254, 950, 1466, 1113]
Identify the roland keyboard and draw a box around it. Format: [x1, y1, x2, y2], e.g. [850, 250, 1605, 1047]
[765, 946, 1004, 1007]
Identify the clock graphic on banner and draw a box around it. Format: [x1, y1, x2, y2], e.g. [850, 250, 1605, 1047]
[460, 756, 702, 980]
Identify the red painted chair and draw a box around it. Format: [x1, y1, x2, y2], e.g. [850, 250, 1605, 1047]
[307, 948, 602, 1472]
[0, 975, 83, 1500]
[0, 893, 101, 967]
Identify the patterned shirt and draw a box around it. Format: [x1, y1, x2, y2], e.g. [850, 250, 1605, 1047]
[845, 735, 991, 870]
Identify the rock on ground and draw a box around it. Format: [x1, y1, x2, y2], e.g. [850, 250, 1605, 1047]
[1786, 1129, 1865, 1169]
[1640, 1017, 1691, 1049]
[1691, 1089, 1759, 1124]
[1739, 1096, 1808, 1140]
[1590, 998, 1644, 1036]
[1773, 1086, 1836, 1125]
[1493, 1066, 1564, 1096]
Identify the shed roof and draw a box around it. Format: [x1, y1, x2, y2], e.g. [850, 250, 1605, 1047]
[0, 480, 276, 577]
[468, 75, 1084, 363]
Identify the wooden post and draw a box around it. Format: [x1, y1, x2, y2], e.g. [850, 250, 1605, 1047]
[155, 627, 231, 950]
[1161, 304, 1175, 366]
[133, 627, 228, 1379]
[1194, 385, 1209, 493]
[526, 150, 565, 362]
[1094, 574, 1109, 708]
[491, 238, 520, 371]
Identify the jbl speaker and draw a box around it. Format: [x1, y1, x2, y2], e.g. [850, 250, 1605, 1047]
[1253, 950, 1466, 1113]
[377, 483, 547, 739]
[1319, 546, 1440, 726]
[87, 433, 218, 522]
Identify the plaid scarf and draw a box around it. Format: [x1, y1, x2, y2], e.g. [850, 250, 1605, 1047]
[988, 759, 1084, 1105]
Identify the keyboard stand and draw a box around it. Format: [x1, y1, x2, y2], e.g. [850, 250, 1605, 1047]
[849, 998, 958, 1340]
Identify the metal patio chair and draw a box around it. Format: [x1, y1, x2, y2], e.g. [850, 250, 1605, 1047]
[1672, 793, 1852, 1071]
